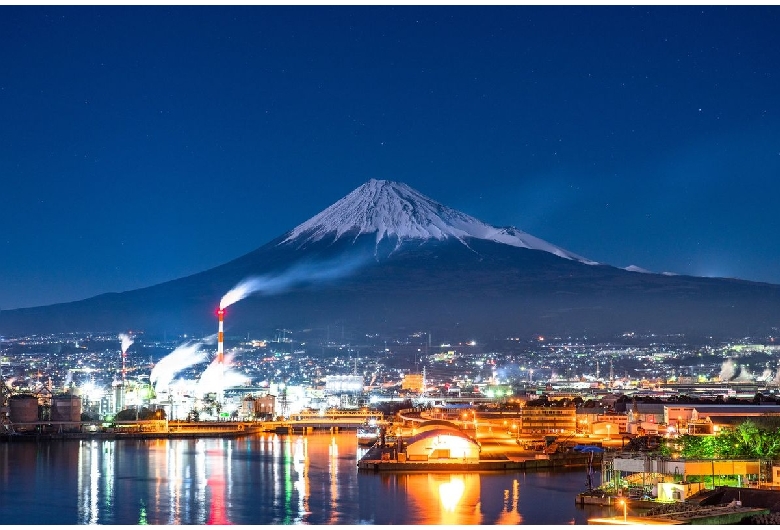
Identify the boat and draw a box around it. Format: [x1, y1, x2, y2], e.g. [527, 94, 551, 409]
[356, 420, 380, 446]
[575, 444, 609, 505]
[575, 488, 615, 506]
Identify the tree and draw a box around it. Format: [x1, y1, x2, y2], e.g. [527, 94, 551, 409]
[679, 434, 716, 458]
[676, 420, 780, 460]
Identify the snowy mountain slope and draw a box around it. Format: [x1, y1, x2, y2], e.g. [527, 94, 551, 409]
[281, 179, 598, 265]
[625, 265, 652, 273]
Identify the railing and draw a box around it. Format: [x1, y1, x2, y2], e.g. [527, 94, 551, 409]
[290, 410, 382, 421]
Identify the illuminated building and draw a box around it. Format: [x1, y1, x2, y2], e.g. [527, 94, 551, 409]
[519, 404, 576, 435]
[402, 373, 424, 393]
[324, 375, 363, 394]
[402, 427, 480, 462]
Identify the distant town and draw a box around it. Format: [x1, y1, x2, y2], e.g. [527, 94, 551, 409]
[2, 327, 780, 432]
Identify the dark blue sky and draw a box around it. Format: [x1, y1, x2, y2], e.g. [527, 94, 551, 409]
[2, 6, 780, 309]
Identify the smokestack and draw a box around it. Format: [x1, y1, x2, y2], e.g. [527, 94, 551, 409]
[217, 308, 225, 365]
[118, 333, 134, 412]
[217, 308, 225, 409]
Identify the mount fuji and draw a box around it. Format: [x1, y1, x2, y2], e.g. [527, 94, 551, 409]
[2, 179, 780, 339]
[280, 179, 597, 265]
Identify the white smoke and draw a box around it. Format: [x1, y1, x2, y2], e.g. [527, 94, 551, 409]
[150, 337, 213, 393]
[735, 366, 754, 382]
[195, 351, 250, 398]
[773, 363, 780, 386]
[119, 333, 134, 354]
[719, 359, 737, 381]
[220, 254, 370, 309]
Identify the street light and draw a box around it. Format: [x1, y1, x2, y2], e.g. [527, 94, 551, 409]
[618, 498, 627, 522]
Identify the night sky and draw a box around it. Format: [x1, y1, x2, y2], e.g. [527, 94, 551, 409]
[2, 6, 780, 310]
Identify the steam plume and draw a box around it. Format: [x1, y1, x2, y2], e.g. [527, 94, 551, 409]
[719, 359, 737, 381]
[119, 333, 134, 354]
[150, 337, 212, 393]
[196, 351, 250, 398]
[220, 254, 369, 309]
[735, 366, 753, 382]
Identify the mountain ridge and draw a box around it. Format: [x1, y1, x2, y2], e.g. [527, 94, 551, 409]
[2, 179, 779, 339]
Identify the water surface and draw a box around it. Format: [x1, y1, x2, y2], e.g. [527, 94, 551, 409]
[0, 432, 613, 524]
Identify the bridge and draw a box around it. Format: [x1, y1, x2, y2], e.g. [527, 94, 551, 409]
[1, 409, 385, 438]
[274, 409, 384, 431]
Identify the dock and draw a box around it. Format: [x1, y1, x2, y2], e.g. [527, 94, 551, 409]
[358, 443, 600, 472]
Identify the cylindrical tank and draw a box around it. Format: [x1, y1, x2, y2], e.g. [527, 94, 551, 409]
[9, 394, 39, 423]
[241, 396, 256, 418]
[51, 394, 82, 422]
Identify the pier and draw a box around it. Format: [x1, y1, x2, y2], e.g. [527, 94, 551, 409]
[357, 437, 601, 472]
[588, 505, 769, 525]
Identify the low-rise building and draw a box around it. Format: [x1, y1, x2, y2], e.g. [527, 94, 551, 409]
[519, 404, 576, 435]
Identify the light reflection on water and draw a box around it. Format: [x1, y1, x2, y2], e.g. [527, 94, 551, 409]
[0, 432, 611, 524]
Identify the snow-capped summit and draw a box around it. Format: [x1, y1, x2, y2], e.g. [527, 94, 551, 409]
[281, 179, 598, 265]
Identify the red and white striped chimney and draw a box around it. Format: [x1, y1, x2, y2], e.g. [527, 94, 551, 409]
[217, 308, 225, 365]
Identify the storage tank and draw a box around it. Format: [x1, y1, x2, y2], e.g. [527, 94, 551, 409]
[9, 394, 39, 423]
[51, 394, 82, 422]
[241, 396, 256, 418]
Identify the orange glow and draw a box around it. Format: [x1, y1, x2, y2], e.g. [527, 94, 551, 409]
[438, 478, 465, 511]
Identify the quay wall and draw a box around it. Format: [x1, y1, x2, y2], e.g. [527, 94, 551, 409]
[358, 452, 600, 472]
